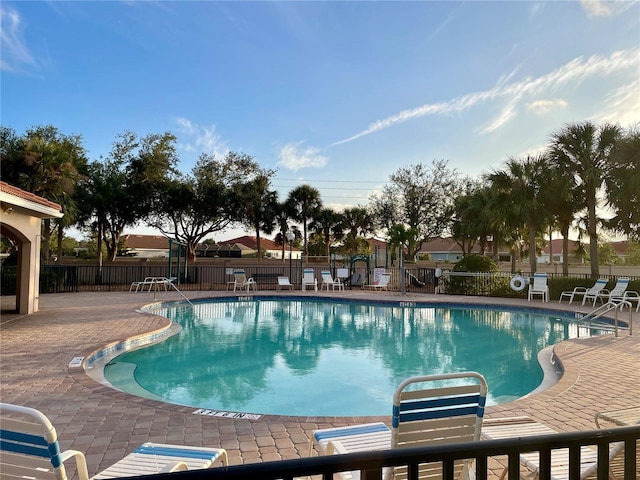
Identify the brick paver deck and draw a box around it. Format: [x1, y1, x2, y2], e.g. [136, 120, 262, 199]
[1, 290, 638, 478]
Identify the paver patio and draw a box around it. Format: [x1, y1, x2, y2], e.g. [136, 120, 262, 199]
[1, 290, 638, 478]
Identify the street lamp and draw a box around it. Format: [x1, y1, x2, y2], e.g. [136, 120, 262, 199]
[285, 231, 295, 280]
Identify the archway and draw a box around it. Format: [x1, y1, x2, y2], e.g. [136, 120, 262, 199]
[0, 182, 62, 314]
[349, 254, 370, 287]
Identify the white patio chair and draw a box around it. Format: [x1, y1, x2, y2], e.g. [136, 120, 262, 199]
[0, 402, 227, 480]
[301, 268, 318, 291]
[528, 273, 549, 302]
[558, 278, 608, 305]
[321, 271, 344, 291]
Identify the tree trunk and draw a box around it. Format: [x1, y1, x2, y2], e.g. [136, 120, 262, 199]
[188, 242, 197, 262]
[587, 186, 599, 278]
[561, 224, 570, 276]
[528, 224, 537, 274]
[96, 221, 103, 284]
[255, 230, 262, 262]
[548, 227, 554, 266]
[511, 244, 517, 274]
[303, 221, 308, 256]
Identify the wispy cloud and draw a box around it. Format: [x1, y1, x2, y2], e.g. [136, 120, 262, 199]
[0, 7, 37, 73]
[330, 48, 640, 146]
[277, 143, 328, 171]
[428, 3, 464, 40]
[477, 98, 520, 134]
[526, 99, 569, 115]
[174, 117, 229, 157]
[592, 78, 640, 125]
[580, 0, 634, 17]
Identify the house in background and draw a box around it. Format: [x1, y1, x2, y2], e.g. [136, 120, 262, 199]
[121, 234, 172, 258]
[536, 238, 584, 264]
[417, 237, 482, 263]
[206, 236, 301, 259]
[609, 241, 630, 263]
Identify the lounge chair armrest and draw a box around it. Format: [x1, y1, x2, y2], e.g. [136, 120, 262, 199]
[160, 461, 189, 473]
[598, 289, 611, 296]
[572, 287, 588, 293]
[60, 449, 90, 480]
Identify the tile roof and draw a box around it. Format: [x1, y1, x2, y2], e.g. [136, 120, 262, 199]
[0, 181, 62, 212]
[121, 234, 171, 250]
[220, 235, 299, 251]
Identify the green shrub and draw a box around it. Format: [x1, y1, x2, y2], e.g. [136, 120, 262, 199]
[453, 254, 498, 272]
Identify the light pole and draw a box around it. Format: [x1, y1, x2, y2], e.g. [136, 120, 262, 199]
[286, 230, 295, 280]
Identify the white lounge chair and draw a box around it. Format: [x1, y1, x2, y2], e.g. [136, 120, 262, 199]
[605, 277, 630, 302]
[310, 372, 488, 480]
[321, 271, 344, 291]
[619, 290, 640, 312]
[481, 416, 628, 480]
[301, 268, 318, 291]
[277, 276, 294, 290]
[0, 402, 227, 480]
[528, 272, 549, 302]
[364, 272, 391, 291]
[558, 278, 608, 305]
[232, 269, 256, 292]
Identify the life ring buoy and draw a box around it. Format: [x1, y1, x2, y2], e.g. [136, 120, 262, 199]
[510, 275, 527, 292]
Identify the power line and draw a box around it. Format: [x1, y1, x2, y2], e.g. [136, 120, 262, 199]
[276, 178, 385, 184]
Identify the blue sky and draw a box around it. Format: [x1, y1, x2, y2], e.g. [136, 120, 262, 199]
[2, 1, 639, 240]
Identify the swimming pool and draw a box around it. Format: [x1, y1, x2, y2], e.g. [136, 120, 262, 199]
[104, 297, 585, 417]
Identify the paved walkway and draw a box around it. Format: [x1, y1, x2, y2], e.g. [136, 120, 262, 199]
[1, 290, 638, 479]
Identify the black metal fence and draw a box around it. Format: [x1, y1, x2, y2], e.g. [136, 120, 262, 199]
[125, 425, 639, 480]
[1, 264, 639, 298]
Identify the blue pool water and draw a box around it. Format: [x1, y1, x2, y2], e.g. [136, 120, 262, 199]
[104, 297, 583, 417]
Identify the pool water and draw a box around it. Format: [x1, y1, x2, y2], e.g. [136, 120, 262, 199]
[104, 298, 582, 416]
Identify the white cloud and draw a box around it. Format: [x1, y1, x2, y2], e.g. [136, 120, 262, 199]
[330, 48, 640, 145]
[0, 7, 37, 73]
[526, 99, 569, 115]
[591, 78, 640, 126]
[580, 0, 633, 17]
[174, 117, 229, 157]
[277, 143, 328, 171]
[478, 98, 520, 134]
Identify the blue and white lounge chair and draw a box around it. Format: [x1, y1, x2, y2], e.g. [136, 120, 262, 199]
[558, 278, 608, 305]
[301, 268, 318, 291]
[0, 402, 227, 479]
[309, 372, 488, 480]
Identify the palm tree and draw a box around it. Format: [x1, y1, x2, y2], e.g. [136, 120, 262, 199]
[309, 208, 344, 258]
[273, 201, 294, 262]
[287, 185, 322, 256]
[240, 175, 278, 262]
[542, 154, 579, 275]
[487, 154, 549, 274]
[1, 126, 87, 261]
[604, 126, 640, 240]
[549, 122, 622, 277]
[451, 182, 493, 256]
[341, 206, 373, 255]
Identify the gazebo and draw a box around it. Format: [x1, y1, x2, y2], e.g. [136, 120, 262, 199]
[0, 181, 63, 314]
